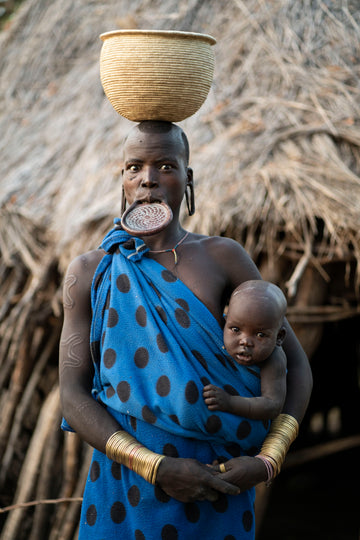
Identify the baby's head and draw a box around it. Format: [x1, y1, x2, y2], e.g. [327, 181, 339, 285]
[224, 280, 287, 366]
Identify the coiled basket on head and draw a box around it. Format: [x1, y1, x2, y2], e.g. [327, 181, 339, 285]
[99, 29, 216, 123]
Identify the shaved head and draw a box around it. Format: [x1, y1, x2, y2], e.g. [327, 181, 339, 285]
[125, 121, 189, 164]
[231, 280, 287, 323]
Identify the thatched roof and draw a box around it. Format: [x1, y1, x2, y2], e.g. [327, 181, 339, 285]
[1, 1, 360, 538]
[1, 0, 360, 274]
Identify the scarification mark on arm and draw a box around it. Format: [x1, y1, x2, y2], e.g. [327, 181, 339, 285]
[60, 333, 84, 369]
[63, 274, 77, 310]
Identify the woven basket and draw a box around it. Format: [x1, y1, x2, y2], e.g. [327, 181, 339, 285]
[99, 30, 216, 122]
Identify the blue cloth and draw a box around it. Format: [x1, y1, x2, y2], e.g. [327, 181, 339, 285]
[78, 224, 269, 539]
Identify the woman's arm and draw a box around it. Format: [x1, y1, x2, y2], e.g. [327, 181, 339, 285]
[281, 319, 313, 422]
[59, 250, 121, 451]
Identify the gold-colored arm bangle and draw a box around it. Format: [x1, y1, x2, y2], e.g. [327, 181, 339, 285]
[258, 414, 299, 478]
[105, 431, 165, 485]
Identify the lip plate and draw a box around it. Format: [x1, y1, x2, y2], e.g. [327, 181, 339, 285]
[121, 201, 173, 237]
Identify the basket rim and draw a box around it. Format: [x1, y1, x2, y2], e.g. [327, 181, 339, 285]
[99, 29, 216, 45]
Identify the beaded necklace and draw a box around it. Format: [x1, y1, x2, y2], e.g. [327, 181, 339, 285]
[148, 231, 189, 265]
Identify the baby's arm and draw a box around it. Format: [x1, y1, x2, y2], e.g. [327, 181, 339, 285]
[203, 348, 287, 420]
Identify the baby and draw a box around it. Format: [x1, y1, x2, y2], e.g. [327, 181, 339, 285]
[203, 280, 287, 420]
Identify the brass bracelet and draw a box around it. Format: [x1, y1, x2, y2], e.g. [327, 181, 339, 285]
[258, 414, 299, 478]
[105, 430, 165, 485]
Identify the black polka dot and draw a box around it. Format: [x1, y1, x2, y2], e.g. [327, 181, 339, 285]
[156, 305, 168, 324]
[236, 420, 252, 440]
[117, 381, 131, 402]
[185, 380, 199, 404]
[155, 484, 171, 503]
[128, 485, 141, 507]
[103, 348, 116, 368]
[211, 492, 228, 513]
[90, 461, 100, 481]
[101, 332, 106, 346]
[201, 376, 211, 386]
[215, 352, 228, 368]
[86, 504, 97, 526]
[192, 350, 208, 370]
[156, 333, 169, 353]
[225, 443, 242, 457]
[161, 269, 177, 283]
[262, 419, 270, 430]
[107, 307, 119, 327]
[110, 501, 126, 524]
[169, 414, 180, 425]
[105, 291, 111, 309]
[246, 446, 259, 457]
[223, 384, 240, 396]
[184, 502, 200, 523]
[116, 273, 131, 293]
[175, 298, 189, 311]
[135, 305, 147, 327]
[224, 536, 236, 540]
[111, 461, 122, 480]
[106, 385, 115, 398]
[205, 415, 222, 434]
[156, 375, 171, 396]
[163, 444, 179, 457]
[142, 405, 157, 424]
[134, 347, 149, 368]
[161, 524, 178, 539]
[135, 530, 146, 540]
[175, 308, 190, 328]
[242, 509, 253, 532]
[130, 416, 137, 431]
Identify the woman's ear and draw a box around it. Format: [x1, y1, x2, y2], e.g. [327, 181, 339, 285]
[276, 326, 287, 346]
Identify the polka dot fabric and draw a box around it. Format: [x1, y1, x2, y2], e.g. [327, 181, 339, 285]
[79, 225, 269, 539]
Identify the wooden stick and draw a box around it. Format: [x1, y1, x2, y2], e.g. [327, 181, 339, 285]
[284, 434, 360, 468]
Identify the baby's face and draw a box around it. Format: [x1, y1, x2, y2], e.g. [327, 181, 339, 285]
[223, 294, 282, 366]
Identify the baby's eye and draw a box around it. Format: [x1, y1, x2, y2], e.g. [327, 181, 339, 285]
[256, 332, 266, 338]
[231, 327, 240, 333]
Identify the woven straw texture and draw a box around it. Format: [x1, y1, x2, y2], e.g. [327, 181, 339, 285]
[100, 30, 216, 122]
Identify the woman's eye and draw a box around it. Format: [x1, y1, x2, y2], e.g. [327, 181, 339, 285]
[129, 165, 139, 172]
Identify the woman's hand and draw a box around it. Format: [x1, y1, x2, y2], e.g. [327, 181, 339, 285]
[211, 456, 267, 492]
[156, 456, 241, 503]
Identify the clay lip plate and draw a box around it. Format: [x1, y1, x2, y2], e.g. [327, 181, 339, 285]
[121, 201, 173, 236]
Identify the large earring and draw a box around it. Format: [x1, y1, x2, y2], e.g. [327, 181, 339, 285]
[121, 185, 127, 216]
[185, 183, 195, 216]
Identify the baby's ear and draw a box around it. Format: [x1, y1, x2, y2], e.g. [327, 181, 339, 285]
[276, 326, 286, 346]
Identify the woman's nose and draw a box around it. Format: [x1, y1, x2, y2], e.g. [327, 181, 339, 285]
[141, 167, 158, 187]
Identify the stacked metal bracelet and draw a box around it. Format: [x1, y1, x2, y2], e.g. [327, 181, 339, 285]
[105, 430, 165, 485]
[256, 413, 299, 484]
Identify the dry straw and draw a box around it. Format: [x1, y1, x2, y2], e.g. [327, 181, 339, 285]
[100, 29, 216, 122]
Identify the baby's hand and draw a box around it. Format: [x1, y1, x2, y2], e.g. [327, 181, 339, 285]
[203, 384, 230, 412]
